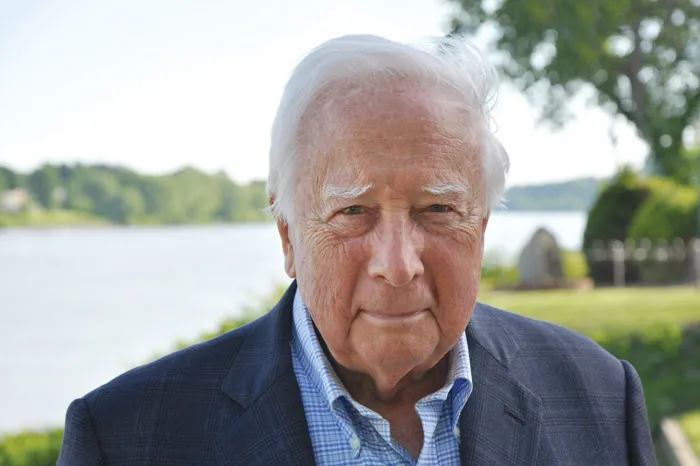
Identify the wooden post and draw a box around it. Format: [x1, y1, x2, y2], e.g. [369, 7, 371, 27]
[659, 418, 700, 466]
[611, 240, 625, 287]
[692, 238, 700, 288]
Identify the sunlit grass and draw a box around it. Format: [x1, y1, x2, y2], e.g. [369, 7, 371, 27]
[479, 286, 700, 335]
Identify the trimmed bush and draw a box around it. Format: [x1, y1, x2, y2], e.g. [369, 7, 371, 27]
[582, 168, 652, 285]
[629, 179, 699, 242]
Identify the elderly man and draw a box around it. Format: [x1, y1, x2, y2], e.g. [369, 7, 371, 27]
[58, 35, 656, 465]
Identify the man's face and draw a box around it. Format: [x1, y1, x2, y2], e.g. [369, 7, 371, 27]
[278, 80, 488, 392]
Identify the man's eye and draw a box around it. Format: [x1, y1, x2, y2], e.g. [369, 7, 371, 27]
[341, 206, 365, 215]
[426, 204, 453, 213]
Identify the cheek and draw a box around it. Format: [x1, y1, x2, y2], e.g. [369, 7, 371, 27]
[425, 223, 484, 326]
[296, 233, 367, 339]
[301, 231, 367, 277]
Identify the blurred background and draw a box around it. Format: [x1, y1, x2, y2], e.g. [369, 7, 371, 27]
[0, 0, 699, 464]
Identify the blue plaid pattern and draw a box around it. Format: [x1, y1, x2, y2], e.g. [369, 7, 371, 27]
[291, 290, 473, 465]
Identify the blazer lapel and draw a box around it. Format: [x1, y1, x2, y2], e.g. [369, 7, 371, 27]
[459, 303, 544, 466]
[213, 292, 544, 466]
[215, 281, 316, 466]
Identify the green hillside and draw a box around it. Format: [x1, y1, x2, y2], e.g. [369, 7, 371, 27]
[501, 177, 604, 211]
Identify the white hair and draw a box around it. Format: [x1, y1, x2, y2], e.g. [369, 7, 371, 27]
[266, 34, 510, 222]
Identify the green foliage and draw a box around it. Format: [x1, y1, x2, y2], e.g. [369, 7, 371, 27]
[449, 0, 700, 182]
[0, 210, 106, 228]
[679, 409, 700, 457]
[502, 178, 603, 211]
[480, 264, 519, 289]
[0, 164, 270, 226]
[0, 429, 63, 466]
[583, 169, 651, 248]
[562, 249, 588, 279]
[629, 179, 699, 241]
[27, 166, 60, 209]
[0, 167, 23, 190]
[582, 169, 653, 284]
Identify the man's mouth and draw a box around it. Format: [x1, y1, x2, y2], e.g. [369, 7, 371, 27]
[361, 308, 428, 322]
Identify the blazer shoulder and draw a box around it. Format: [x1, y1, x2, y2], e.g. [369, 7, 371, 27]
[475, 301, 624, 374]
[473, 302, 629, 398]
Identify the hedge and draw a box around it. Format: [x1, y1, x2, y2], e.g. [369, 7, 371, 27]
[629, 179, 699, 242]
[582, 168, 652, 285]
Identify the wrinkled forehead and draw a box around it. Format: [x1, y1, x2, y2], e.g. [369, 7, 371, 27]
[297, 77, 484, 185]
[303, 78, 478, 144]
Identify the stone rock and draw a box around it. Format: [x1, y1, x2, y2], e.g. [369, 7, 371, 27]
[518, 228, 565, 289]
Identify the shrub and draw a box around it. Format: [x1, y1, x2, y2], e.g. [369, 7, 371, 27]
[582, 168, 652, 285]
[562, 250, 588, 280]
[629, 179, 699, 242]
[480, 264, 519, 289]
[583, 169, 650, 285]
[0, 429, 63, 466]
[583, 168, 652, 249]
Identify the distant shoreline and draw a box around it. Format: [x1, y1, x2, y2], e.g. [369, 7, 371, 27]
[0, 209, 587, 230]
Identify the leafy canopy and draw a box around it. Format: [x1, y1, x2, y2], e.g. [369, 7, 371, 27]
[449, 0, 700, 182]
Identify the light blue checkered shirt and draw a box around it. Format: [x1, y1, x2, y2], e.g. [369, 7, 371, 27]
[291, 290, 473, 465]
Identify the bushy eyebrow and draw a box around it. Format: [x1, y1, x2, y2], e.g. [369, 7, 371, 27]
[321, 183, 374, 203]
[320, 182, 471, 205]
[421, 183, 469, 196]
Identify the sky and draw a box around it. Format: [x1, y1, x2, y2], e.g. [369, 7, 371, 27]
[0, 0, 649, 187]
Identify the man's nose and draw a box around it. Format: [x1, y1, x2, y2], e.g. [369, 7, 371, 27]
[367, 214, 424, 287]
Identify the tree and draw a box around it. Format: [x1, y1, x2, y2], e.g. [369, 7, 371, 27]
[100, 188, 145, 224]
[28, 165, 60, 209]
[449, 0, 700, 182]
[0, 166, 23, 190]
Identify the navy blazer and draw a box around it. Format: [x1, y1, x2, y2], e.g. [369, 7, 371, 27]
[58, 282, 656, 465]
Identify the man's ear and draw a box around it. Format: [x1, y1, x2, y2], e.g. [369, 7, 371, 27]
[480, 211, 490, 246]
[271, 196, 296, 278]
[277, 219, 296, 278]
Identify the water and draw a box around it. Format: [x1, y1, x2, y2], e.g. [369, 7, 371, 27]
[0, 211, 585, 433]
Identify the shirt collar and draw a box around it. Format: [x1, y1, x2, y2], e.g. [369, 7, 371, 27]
[291, 288, 473, 429]
[292, 289, 350, 408]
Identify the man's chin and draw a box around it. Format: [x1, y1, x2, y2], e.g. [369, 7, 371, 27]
[356, 338, 439, 372]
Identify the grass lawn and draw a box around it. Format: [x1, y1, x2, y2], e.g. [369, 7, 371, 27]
[679, 410, 700, 458]
[478, 286, 700, 335]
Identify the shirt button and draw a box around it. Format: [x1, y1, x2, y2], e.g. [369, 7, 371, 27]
[350, 436, 361, 451]
[454, 426, 461, 437]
